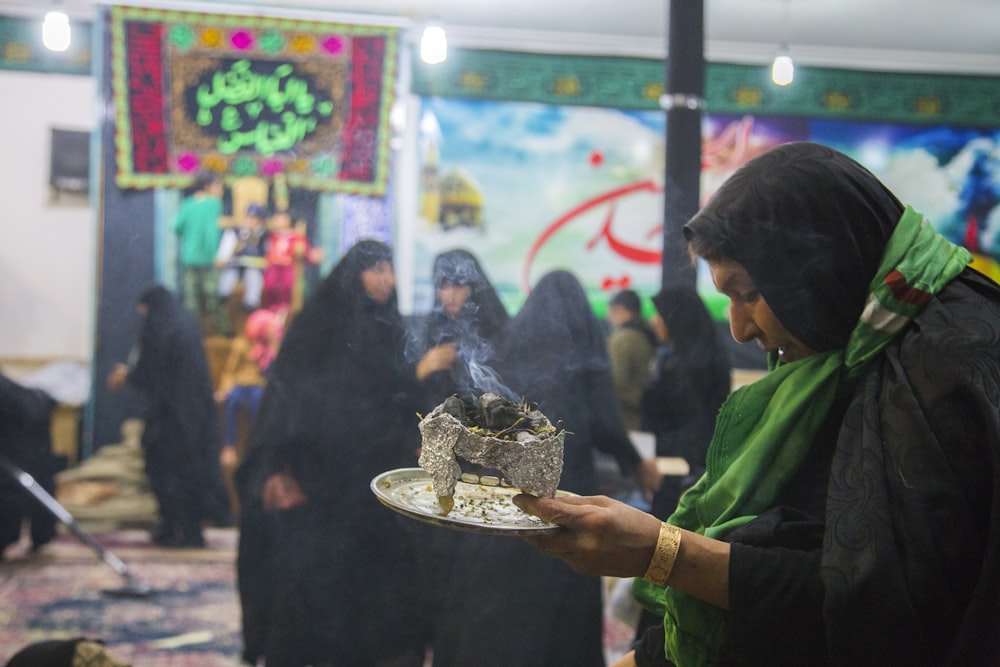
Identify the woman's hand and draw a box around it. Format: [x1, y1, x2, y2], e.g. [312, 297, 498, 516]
[214, 382, 233, 403]
[220, 445, 238, 470]
[636, 458, 663, 502]
[106, 363, 129, 391]
[515, 493, 733, 608]
[610, 650, 638, 667]
[415, 343, 458, 380]
[262, 470, 309, 510]
[512, 494, 661, 578]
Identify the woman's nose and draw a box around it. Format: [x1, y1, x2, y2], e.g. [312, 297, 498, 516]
[728, 303, 756, 344]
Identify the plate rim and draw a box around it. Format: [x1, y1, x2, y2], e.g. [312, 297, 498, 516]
[370, 467, 566, 536]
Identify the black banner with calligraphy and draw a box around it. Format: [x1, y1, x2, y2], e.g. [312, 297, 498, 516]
[110, 5, 398, 194]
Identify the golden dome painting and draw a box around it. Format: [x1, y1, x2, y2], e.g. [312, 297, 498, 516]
[437, 168, 484, 230]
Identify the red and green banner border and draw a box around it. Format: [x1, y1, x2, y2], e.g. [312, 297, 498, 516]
[110, 5, 398, 194]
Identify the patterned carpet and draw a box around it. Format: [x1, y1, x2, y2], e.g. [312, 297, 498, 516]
[0, 525, 639, 666]
[0, 527, 242, 666]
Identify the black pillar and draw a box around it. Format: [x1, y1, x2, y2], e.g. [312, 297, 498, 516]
[661, 0, 704, 288]
[87, 7, 157, 456]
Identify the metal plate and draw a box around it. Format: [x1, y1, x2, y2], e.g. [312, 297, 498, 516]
[370, 468, 571, 535]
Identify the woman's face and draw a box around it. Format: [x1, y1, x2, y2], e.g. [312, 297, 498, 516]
[437, 281, 472, 316]
[361, 260, 395, 304]
[707, 258, 815, 362]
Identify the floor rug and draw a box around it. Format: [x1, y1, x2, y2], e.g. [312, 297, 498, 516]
[1, 526, 639, 666]
[0, 528, 242, 666]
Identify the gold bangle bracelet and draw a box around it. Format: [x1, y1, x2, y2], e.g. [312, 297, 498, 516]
[642, 521, 682, 586]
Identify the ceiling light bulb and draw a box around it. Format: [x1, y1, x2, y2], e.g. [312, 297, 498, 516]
[771, 53, 794, 86]
[43, 11, 72, 52]
[420, 24, 447, 65]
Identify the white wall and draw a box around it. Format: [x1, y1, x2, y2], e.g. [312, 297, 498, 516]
[0, 70, 96, 362]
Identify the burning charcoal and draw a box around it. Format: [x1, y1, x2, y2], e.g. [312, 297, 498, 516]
[525, 408, 549, 430]
[440, 395, 467, 422]
[479, 392, 524, 431]
[458, 394, 483, 425]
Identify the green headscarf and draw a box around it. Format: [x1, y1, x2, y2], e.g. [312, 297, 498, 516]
[633, 206, 971, 665]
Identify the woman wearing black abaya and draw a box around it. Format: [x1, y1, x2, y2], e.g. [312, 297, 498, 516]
[407, 249, 513, 650]
[641, 285, 732, 519]
[107, 284, 230, 547]
[411, 248, 510, 410]
[498, 270, 643, 499]
[429, 270, 644, 667]
[514, 143, 1000, 666]
[0, 373, 59, 555]
[236, 240, 427, 667]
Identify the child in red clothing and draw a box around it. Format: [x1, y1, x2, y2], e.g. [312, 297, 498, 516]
[215, 308, 286, 469]
[261, 210, 323, 311]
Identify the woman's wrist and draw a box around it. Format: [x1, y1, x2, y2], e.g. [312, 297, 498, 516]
[642, 521, 682, 586]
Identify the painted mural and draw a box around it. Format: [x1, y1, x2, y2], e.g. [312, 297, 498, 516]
[411, 98, 668, 315]
[410, 97, 1000, 316]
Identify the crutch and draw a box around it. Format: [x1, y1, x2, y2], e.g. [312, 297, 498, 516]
[0, 455, 156, 598]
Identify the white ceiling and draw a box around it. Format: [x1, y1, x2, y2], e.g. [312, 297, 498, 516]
[5, 0, 1000, 74]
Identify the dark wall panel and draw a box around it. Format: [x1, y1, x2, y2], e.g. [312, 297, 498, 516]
[89, 8, 156, 452]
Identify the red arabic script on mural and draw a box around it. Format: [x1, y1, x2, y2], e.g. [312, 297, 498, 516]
[521, 179, 664, 292]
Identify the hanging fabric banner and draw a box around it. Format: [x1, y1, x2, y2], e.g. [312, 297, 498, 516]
[110, 5, 398, 194]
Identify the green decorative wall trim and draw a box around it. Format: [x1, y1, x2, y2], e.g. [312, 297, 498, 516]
[4, 16, 996, 128]
[411, 47, 1000, 128]
[411, 48, 665, 110]
[707, 63, 1000, 128]
[0, 15, 92, 75]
